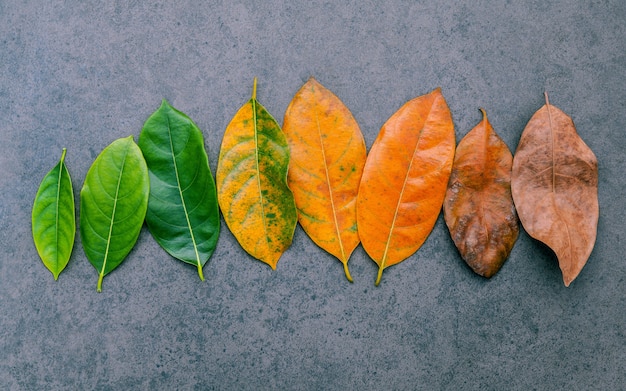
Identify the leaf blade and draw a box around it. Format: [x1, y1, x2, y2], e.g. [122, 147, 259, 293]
[216, 79, 297, 269]
[283, 77, 366, 281]
[80, 136, 149, 291]
[138, 100, 220, 280]
[32, 148, 75, 280]
[443, 109, 519, 277]
[511, 94, 598, 286]
[357, 88, 456, 285]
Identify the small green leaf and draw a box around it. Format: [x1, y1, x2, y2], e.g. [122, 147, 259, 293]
[216, 78, 297, 269]
[32, 148, 75, 280]
[138, 100, 220, 280]
[80, 136, 149, 292]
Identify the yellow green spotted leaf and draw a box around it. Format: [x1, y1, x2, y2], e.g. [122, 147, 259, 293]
[216, 78, 297, 269]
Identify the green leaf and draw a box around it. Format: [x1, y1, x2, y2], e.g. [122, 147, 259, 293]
[80, 136, 149, 292]
[138, 100, 220, 280]
[216, 78, 297, 269]
[32, 148, 75, 280]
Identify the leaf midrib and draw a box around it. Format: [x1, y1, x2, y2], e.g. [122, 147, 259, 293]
[378, 98, 436, 284]
[315, 114, 346, 262]
[545, 95, 573, 280]
[252, 98, 272, 263]
[166, 113, 204, 279]
[99, 143, 130, 291]
[53, 150, 65, 276]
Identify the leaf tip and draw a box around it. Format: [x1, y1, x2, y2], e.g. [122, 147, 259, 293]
[306, 75, 319, 87]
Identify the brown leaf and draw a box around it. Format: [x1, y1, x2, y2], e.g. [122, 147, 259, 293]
[444, 109, 519, 278]
[511, 93, 598, 287]
[357, 88, 455, 285]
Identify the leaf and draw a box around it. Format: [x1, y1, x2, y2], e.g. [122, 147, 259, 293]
[32, 148, 75, 280]
[80, 136, 149, 292]
[282, 77, 366, 282]
[443, 109, 519, 278]
[138, 100, 220, 280]
[357, 88, 456, 285]
[216, 78, 297, 269]
[511, 93, 598, 287]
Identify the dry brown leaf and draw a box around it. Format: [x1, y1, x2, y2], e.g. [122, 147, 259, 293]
[511, 93, 598, 286]
[444, 109, 519, 278]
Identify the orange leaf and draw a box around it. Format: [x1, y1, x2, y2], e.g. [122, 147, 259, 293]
[357, 88, 455, 285]
[511, 93, 598, 287]
[283, 78, 366, 282]
[443, 109, 519, 278]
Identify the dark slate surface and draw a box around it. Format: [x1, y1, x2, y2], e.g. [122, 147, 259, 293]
[1, 1, 625, 390]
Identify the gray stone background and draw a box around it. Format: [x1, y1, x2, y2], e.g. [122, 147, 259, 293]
[1, 1, 624, 390]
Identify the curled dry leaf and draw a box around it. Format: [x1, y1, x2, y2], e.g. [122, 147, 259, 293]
[444, 109, 519, 278]
[283, 77, 366, 282]
[357, 88, 455, 285]
[511, 93, 598, 287]
[216, 78, 297, 269]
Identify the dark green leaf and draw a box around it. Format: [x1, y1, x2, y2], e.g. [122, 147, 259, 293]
[80, 136, 149, 292]
[32, 148, 75, 280]
[138, 100, 220, 280]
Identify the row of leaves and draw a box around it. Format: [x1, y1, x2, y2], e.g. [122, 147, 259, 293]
[32, 78, 599, 291]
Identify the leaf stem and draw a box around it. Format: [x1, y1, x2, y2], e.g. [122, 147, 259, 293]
[375, 265, 383, 286]
[97, 273, 103, 292]
[343, 262, 353, 283]
[197, 264, 205, 281]
[252, 77, 257, 100]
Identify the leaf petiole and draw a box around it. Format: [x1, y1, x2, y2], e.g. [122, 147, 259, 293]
[343, 262, 353, 283]
[375, 266, 383, 286]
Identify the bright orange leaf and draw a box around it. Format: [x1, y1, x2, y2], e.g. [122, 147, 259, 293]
[357, 88, 455, 285]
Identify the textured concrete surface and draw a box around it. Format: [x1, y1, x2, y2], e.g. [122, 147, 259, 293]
[1, 1, 625, 390]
